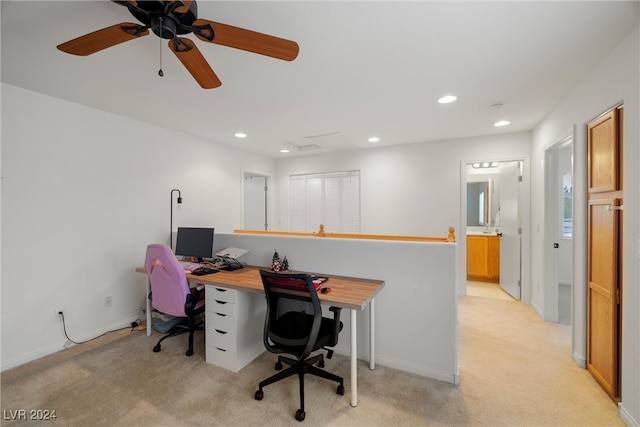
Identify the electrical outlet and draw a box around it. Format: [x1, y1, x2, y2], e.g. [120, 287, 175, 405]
[104, 296, 113, 308]
[54, 309, 64, 321]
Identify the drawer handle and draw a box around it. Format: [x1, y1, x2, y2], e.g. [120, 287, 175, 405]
[215, 300, 227, 305]
[215, 288, 227, 292]
[215, 329, 227, 335]
[216, 347, 226, 352]
[215, 313, 227, 317]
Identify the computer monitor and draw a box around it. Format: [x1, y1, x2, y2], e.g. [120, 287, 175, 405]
[174, 227, 215, 262]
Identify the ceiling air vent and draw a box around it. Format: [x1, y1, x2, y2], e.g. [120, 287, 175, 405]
[300, 131, 356, 151]
[297, 144, 324, 151]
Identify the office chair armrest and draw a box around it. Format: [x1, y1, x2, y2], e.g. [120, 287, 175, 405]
[329, 306, 342, 338]
[185, 285, 205, 314]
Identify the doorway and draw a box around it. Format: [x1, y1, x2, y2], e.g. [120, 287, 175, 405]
[544, 133, 574, 325]
[243, 171, 271, 230]
[464, 160, 525, 301]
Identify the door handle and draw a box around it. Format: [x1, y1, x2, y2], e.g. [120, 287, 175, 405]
[606, 205, 623, 211]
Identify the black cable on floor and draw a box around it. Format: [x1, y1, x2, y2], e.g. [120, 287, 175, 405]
[58, 311, 143, 345]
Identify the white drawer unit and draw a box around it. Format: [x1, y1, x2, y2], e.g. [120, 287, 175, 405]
[204, 285, 266, 373]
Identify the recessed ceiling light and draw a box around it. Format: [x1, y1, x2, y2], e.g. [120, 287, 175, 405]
[438, 95, 457, 104]
[368, 137, 380, 143]
[234, 132, 247, 138]
[494, 120, 511, 127]
[279, 148, 290, 153]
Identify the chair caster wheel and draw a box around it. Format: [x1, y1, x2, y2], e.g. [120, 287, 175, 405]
[295, 409, 305, 421]
[153, 344, 161, 352]
[275, 361, 283, 370]
[185, 349, 193, 356]
[337, 385, 345, 395]
[254, 390, 264, 401]
[318, 359, 325, 368]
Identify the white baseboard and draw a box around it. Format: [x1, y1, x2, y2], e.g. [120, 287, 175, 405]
[1, 315, 142, 372]
[1, 341, 67, 372]
[619, 402, 639, 427]
[531, 300, 544, 318]
[572, 351, 586, 368]
[332, 344, 457, 384]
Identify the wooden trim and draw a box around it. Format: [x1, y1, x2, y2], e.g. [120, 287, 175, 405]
[234, 225, 456, 243]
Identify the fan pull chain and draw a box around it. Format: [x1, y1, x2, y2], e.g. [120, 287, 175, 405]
[158, 17, 164, 77]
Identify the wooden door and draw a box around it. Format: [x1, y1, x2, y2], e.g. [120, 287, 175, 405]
[587, 198, 619, 398]
[587, 107, 622, 401]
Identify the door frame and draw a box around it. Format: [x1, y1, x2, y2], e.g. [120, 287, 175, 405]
[460, 157, 531, 303]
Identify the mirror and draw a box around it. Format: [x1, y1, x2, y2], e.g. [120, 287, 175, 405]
[467, 181, 490, 226]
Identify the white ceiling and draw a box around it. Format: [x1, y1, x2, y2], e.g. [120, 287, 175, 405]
[2, 1, 638, 158]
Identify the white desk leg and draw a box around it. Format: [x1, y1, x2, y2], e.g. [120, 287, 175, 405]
[350, 309, 357, 407]
[369, 298, 375, 370]
[146, 278, 152, 336]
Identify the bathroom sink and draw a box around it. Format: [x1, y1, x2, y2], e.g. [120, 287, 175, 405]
[467, 230, 499, 236]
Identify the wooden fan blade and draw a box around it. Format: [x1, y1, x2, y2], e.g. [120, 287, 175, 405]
[192, 19, 299, 61]
[169, 38, 222, 89]
[57, 23, 149, 56]
[174, 1, 192, 14]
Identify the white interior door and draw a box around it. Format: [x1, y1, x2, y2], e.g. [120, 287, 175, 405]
[243, 174, 269, 230]
[500, 163, 522, 299]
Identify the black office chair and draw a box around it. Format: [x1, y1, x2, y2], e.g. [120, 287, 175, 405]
[255, 270, 345, 422]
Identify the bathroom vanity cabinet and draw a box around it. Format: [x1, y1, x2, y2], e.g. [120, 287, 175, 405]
[466, 234, 500, 283]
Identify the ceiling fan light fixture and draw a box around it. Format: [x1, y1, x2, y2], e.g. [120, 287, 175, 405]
[56, 0, 299, 89]
[151, 15, 177, 39]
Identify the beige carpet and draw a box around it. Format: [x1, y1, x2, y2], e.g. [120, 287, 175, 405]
[1, 296, 622, 426]
[466, 281, 514, 301]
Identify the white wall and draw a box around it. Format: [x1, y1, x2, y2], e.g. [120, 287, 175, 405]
[214, 232, 459, 383]
[0, 83, 274, 370]
[531, 25, 639, 426]
[273, 133, 532, 300]
[274, 134, 530, 237]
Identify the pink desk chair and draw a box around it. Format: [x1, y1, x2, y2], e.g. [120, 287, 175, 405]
[145, 243, 205, 356]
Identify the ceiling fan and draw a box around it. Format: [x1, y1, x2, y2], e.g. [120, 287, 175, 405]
[56, 0, 299, 89]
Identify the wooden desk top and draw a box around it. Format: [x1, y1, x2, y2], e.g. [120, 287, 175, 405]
[135, 265, 384, 311]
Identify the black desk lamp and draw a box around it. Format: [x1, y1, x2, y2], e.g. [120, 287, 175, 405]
[170, 189, 182, 249]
